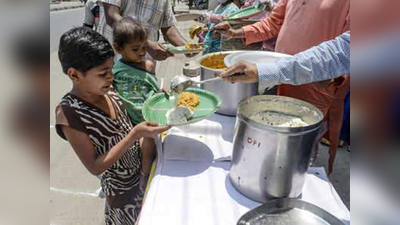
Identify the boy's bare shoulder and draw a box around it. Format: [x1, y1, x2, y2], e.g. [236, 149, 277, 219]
[145, 60, 155, 73]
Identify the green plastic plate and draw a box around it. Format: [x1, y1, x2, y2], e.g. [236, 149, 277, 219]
[224, 5, 267, 21]
[142, 88, 221, 126]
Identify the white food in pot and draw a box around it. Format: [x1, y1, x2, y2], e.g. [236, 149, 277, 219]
[166, 106, 194, 125]
[250, 111, 309, 127]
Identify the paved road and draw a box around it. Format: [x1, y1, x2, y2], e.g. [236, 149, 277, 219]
[50, 8, 84, 53]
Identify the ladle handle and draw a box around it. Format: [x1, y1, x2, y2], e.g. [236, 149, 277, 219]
[196, 76, 223, 85]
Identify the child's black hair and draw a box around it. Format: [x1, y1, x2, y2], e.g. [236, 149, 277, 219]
[113, 17, 149, 47]
[58, 27, 115, 74]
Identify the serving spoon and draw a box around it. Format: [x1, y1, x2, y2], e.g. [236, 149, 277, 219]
[170, 74, 223, 94]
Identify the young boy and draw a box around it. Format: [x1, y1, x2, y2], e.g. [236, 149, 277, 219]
[56, 27, 170, 224]
[111, 18, 167, 181]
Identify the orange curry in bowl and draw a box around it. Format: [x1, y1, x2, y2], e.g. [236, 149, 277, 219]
[200, 53, 228, 70]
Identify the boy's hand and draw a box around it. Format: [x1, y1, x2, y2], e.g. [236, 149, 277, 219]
[160, 88, 170, 96]
[133, 122, 171, 138]
[147, 40, 173, 61]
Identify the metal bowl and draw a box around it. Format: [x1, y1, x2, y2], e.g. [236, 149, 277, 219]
[237, 198, 345, 225]
[195, 51, 258, 116]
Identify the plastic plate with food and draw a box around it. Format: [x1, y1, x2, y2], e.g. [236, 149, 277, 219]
[166, 43, 206, 54]
[142, 88, 221, 126]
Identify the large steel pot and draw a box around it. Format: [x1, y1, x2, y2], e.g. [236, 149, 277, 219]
[196, 51, 258, 116]
[229, 95, 324, 203]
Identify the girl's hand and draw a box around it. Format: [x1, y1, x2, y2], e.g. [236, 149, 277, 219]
[133, 122, 171, 138]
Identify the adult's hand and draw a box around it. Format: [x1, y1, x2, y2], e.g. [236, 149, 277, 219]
[133, 121, 171, 138]
[220, 61, 259, 84]
[213, 22, 246, 39]
[147, 40, 173, 61]
[103, 3, 123, 27]
[213, 22, 234, 38]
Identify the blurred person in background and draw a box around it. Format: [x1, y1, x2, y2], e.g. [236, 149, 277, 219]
[12, 27, 49, 164]
[99, 0, 189, 61]
[351, 0, 400, 149]
[195, 0, 275, 24]
[0, 3, 48, 224]
[351, 22, 400, 224]
[83, 0, 100, 30]
[200, 0, 240, 54]
[239, 0, 278, 51]
[188, 0, 194, 9]
[195, 0, 277, 50]
[346, 0, 400, 211]
[215, 0, 350, 173]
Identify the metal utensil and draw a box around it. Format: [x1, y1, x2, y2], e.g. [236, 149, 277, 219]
[170, 74, 223, 94]
[230, 95, 323, 202]
[237, 198, 345, 225]
[195, 51, 259, 116]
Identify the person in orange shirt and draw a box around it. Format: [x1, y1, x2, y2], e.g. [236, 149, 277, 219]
[214, 0, 350, 174]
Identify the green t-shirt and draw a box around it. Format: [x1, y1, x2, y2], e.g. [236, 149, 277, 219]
[113, 60, 160, 125]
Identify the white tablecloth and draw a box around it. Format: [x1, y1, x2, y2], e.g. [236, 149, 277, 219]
[139, 114, 350, 225]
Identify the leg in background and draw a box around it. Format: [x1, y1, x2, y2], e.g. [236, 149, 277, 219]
[139, 137, 156, 190]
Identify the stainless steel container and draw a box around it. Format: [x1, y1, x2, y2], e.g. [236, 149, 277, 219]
[237, 198, 345, 225]
[196, 51, 258, 116]
[230, 95, 324, 203]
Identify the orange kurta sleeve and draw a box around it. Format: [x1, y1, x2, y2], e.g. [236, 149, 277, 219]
[242, 0, 287, 45]
[343, 6, 350, 32]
